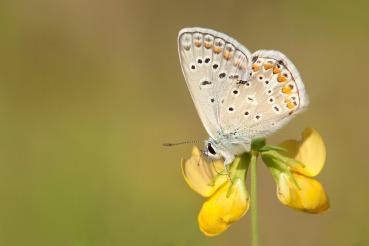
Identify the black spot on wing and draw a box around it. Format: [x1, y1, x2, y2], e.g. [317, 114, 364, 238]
[201, 80, 212, 86]
[219, 73, 226, 79]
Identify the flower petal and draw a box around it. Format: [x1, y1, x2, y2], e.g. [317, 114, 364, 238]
[277, 173, 329, 213]
[181, 146, 227, 197]
[279, 128, 326, 177]
[198, 179, 249, 236]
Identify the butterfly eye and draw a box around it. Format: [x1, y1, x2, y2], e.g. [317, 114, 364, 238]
[207, 143, 216, 155]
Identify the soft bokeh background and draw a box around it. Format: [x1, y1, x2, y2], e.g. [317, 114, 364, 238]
[0, 0, 368, 245]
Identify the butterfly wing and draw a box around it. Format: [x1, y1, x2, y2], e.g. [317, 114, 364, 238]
[178, 27, 251, 138]
[219, 50, 309, 140]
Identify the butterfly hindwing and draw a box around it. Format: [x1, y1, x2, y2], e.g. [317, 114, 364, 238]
[219, 50, 309, 140]
[178, 27, 251, 138]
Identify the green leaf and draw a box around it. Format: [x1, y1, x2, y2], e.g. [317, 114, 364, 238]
[261, 150, 305, 169]
[285, 169, 301, 190]
[259, 145, 288, 153]
[251, 138, 266, 151]
[261, 153, 285, 179]
[261, 153, 301, 190]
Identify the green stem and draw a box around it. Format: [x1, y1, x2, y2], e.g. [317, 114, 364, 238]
[250, 151, 259, 246]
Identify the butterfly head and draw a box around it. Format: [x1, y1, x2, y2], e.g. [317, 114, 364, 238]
[204, 139, 222, 159]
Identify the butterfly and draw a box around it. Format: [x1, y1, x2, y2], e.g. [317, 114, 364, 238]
[178, 27, 309, 165]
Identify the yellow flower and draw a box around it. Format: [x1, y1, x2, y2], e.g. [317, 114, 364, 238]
[181, 128, 329, 236]
[181, 146, 250, 236]
[277, 173, 329, 213]
[279, 128, 326, 177]
[181, 146, 227, 197]
[261, 128, 329, 213]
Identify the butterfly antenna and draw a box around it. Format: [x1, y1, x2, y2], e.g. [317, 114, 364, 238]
[211, 159, 228, 175]
[162, 140, 201, 147]
[226, 165, 233, 184]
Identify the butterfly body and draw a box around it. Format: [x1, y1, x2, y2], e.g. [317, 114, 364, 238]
[178, 27, 309, 165]
[205, 135, 249, 165]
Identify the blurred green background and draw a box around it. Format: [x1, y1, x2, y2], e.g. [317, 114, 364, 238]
[0, 0, 368, 245]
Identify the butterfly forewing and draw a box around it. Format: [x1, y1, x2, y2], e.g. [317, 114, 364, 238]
[178, 27, 251, 138]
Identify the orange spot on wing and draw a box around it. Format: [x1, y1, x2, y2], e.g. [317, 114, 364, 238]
[273, 66, 281, 74]
[282, 86, 292, 94]
[284, 99, 295, 109]
[223, 51, 233, 60]
[204, 42, 212, 49]
[263, 63, 273, 70]
[252, 64, 260, 72]
[213, 46, 222, 54]
[277, 74, 287, 83]
[194, 40, 202, 47]
[287, 102, 295, 109]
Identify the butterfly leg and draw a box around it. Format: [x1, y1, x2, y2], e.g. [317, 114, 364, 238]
[225, 164, 233, 184]
[211, 159, 227, 175]
[198, 149, 207, 166]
